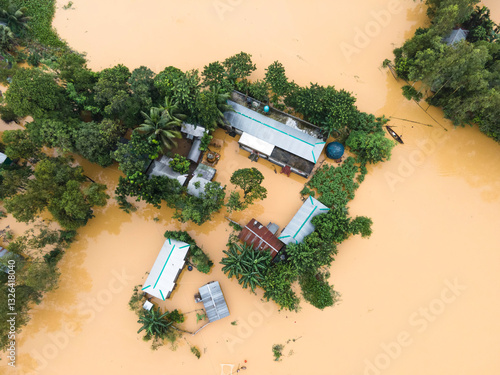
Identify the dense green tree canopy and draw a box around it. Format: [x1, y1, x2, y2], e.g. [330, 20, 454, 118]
[5, 68, 67, 118]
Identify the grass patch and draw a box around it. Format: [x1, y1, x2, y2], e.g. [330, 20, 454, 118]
[20, 0, 66, 47]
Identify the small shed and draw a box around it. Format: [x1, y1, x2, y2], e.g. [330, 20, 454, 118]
[142, 239, 190, 300]
[239, 219, 284, 258]
[443, 28, 468, 45]
[187, 138, 202, 162]
[192, 163, 216, 181]
[197, 281, 230, 323]
[187, 176, 210, 198]
[279, 196, 330, 245]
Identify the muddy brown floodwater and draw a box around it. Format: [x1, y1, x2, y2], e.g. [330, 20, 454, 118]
[1, 1, 500, 374]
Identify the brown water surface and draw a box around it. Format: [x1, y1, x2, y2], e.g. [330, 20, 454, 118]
[1, 1, 500, 374]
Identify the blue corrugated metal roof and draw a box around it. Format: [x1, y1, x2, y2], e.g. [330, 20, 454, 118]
[225, 101, 325, 163]
[279, 196, 329, 245]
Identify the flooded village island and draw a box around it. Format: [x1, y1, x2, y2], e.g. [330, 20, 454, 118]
[1, 0, 500, 374]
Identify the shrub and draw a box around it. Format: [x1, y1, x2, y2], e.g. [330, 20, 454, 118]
[169, 154, 190, 174]
[299, 272, 340, 310]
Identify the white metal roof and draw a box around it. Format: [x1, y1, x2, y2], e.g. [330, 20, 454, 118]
[142, 239, 190, 300]
[239, 132, 275, 156]
[279, 196, 330, 245]
[182, 123, 206, 138]
[224, 100, 325, 163]
[0, 152, 7, 164]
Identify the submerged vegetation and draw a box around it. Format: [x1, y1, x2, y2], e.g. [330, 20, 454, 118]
[386, 0, 500, 141]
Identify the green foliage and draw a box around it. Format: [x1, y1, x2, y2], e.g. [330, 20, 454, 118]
[3, 155, 109, 229]
[163, 230, 213, 274]
[2, 129, 41, 159]
[202, 61, 232, 92]
[285, 83, 358, 135]
[21, 0, 65, 47]
[199, 131, 213, 152]
[462, 6, 499, 43]
[174, 181, 226, 225]
[229, 167, 267, 209]
[299, 272, 340, 310]
[0, 24, 14, 51]
[74, 119, 124, 167]
[304, 157, 360, 208]
[346, 131, 395, 164]
[154, 66, 184, 99]
[223, 51, 256, 89]
[190, 346, 201, 359]
[169, 154, 190, 174]
[93, 64, 132, 119]
[265, 61, 291, 105]
[0, 104, 19, 123]
[286, 231, 338, 273]
[5, 68, 67, 118]
[261, 262, 300, 312]
[220, 242, 271, 293]
[389, 2, 500, 141]
[402, 85, 423, 101]
[272, 344, 284, 361]
[350, 216, 373, 238]
[196, 313, 207, 323]
[113, 132, 160, 177]
[136, 98, 185, 150]
[247, 79, 270, 102]
[136, 306, 183, 342]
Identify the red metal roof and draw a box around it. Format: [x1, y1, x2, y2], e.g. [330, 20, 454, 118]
[238, 219, 285, 258]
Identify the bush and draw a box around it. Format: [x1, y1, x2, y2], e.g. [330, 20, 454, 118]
[299, 272, 340, 310]
[169, 154, 190, 174]
[0, 105, 19, 123]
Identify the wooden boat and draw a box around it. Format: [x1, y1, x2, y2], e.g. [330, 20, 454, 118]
[385, 126, 404, 144]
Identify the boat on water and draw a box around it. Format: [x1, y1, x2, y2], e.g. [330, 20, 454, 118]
[385, 126, 404, 144]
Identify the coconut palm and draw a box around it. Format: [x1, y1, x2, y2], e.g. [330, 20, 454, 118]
[0, 1, 30, 36]
[136, 105, 182, 150]
[215, 90, 234, 126]
[137, 306, 173, 339]
[0, 24, 14, 51]
[221, 244, 243, 279]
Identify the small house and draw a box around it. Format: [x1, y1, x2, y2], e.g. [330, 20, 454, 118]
[147, 155, 188, 186]
[238, 219, 284, 258]
[196, 281, 230, 323]
[187, 163, 218, 198]
[223, 94, 326, 177]
[279, 196, 329, 245]
[443, 28, 468, 45]
[142, 238, 190, 300]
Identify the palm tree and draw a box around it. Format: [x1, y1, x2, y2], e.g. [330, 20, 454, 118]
[215, 90, 234, 126]
[0, 1, 30, 36]
[137, 307, 173, 340]
[220, 243, 271, 292]
[0, 24, 14, 52]
[136, 106, 182, 150]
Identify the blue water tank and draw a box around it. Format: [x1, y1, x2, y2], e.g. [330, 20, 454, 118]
[264, 105, 270, 113]
[326, 142, 344, 160]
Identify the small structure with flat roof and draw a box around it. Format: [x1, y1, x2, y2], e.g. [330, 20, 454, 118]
[142, 239, 190, 300]
[187, 163, 218, 198]
[196, 281, 230, 323]
[239, 219, 284, 258]
[279, 196, 330, 245]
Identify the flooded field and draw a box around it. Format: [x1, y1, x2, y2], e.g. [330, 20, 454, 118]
[1, 0, 500, 374]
